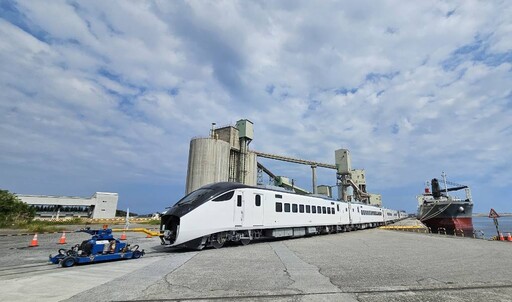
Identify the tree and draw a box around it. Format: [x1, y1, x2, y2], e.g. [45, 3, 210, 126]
[116, 209, 138, 217]
[0, 190, 35, 227]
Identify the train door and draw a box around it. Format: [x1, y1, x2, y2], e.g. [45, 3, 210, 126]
[234, 193, 244, 227]
[252, 193, 264, 226]
[348, 203, 353, 224]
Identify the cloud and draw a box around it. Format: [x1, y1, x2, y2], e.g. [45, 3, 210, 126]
[0, 1, 511, 213]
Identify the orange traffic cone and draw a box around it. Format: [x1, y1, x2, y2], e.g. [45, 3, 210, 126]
[29, 234, 39, 247]
[120, 231, 127, 240]
[58, 232, 66, 244]
[499, 232, 505, 241]
[507, 233, 512, 242]
[146, 233, 152, 238]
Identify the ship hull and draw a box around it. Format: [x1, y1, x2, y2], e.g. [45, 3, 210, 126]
[417, 202, 473, 235]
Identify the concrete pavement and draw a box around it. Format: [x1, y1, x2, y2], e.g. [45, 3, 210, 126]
[1, 227, 512, 301]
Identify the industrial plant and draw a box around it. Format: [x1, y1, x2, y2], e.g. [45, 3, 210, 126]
[185, 119, 382, 207]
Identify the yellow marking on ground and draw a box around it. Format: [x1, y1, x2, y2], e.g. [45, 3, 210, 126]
[379, 225, 426, 230]
[112, 228, 160, 236]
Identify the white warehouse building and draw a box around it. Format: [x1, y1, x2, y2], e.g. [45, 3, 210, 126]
[17, 192, 118, 219]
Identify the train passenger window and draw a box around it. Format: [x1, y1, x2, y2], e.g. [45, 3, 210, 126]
[357, 207, 360, 213]
[275, 194, 283, 199]
[306, 205, 311, 213]
[332, 208, 335, 214]
[327, 207, 331, 214]
[337, 204, 339, 212]
[237, 195, 242, 207]
[312, 206, 317, 213]
[317, 206, 321, 214]
[322, 206, 326, 214]
[255, 195, 261, 207]
[299, 204, 304, 213]
[292, 204, 298, 213]
[213, 191, 234, 202]
[275, 202, 282, 212]
[284, 203, 290, 212]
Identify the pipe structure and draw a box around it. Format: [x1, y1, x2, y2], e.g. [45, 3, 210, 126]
[253, 151, 336, 169]
[311, 165, 317, 194]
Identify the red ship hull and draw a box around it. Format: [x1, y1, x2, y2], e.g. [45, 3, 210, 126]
[422, 217, 473, 235]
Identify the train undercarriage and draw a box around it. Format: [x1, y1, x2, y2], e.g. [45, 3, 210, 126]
[160, 217, 385, 250]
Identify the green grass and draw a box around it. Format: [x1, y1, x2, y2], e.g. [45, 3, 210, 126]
[137, 219, 160, 225]
[3, 218, 87, 232]
[26, 224, 65, 233]
[1, 218, 161, 232]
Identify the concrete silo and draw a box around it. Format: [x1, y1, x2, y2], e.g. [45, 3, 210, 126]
[244, 151, 257, 186]
[185, 138, 230, 194]
[185, 119, 257, 194]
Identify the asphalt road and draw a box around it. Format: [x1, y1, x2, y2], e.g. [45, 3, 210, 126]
[1, 227, 511, 301]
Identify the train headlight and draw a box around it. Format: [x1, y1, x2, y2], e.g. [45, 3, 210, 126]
[458, 206, 465, 213]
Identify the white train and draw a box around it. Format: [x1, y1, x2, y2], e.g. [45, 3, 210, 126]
[159, 182, 405, 249]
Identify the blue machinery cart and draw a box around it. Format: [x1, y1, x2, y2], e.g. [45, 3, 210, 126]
[49, 228, 145, 267]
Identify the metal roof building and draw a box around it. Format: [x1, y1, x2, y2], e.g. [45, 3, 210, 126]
[17, 192, 118, 219]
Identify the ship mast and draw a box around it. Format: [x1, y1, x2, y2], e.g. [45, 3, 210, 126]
[441, 171, 448, 195]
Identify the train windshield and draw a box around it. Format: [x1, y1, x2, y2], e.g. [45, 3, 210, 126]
[175, 188, 214, 206]
[167, 183, 252, 216]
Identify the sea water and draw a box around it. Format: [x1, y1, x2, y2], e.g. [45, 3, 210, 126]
[472, 216, 512, 238]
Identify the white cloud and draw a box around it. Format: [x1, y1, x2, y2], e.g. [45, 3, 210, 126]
[0, 0, 511, 213]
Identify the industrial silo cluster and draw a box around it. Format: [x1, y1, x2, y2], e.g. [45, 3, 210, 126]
[185, 119, 257, 194]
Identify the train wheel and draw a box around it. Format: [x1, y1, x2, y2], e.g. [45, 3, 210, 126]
[240, 239, 250, 246]
[210, 232, 227, 249]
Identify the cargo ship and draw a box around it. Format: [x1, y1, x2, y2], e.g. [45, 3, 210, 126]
[417, 173, 473, 235]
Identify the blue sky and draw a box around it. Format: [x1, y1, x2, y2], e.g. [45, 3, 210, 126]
[1, 1, 511, 214]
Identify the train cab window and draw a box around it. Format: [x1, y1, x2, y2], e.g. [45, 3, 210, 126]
[237, 195, 242, 207]
[292, 204, 298, 213]
[255, 195, 261, 207]
[312, 206, 317, 213]
[337, 204, 340, 212]
[322, 206, 326, 214]
[332, 208, 335, 214]
[299, 204, 304, 213]
[275, 202, 282, 212]
[327, 207, 331, 214]
[317, 206, 321, 214]
[213, 191, 234, 202]
[306, 205, 311, 213]
[284, 203, 290, 212]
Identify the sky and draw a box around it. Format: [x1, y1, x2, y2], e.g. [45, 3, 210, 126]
[1, 1, 511, 215]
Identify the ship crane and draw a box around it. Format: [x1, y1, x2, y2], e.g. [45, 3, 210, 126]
[432, 173, 472, 202]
